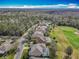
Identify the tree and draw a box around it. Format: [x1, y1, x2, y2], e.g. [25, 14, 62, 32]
[64, 46, 73, 59]
[65, 46, 73, 56]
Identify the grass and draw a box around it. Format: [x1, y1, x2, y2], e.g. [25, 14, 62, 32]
[21, 43, 29, 59]
[49, 26, 79, 59]
[60, 26, 79, 49]
[49, 27, 65, 59]
[0, 54, 14, 59]
[0, 46, 17, 59]
[6, 54, 14, 59]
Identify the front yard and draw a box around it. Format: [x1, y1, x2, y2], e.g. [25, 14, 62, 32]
[21, 43, 29, 59]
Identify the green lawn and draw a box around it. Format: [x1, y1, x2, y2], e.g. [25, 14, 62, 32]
[0, 47, 17, 59]
[6, 54, 14, 59]
[49, 26, 79, 59]
[0, 54, 14, 59]
[59, 26, 79, 49]
[21, 43, 29, 59]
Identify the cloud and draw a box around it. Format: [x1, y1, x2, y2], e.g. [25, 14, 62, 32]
[22, 4, 67, 8]
[67, 3, 78, 8]
[0, 3, 79, 9]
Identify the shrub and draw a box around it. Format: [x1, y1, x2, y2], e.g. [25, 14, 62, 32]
[65, 46, 73, 56]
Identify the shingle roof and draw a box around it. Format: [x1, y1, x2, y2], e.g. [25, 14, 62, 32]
[35, 26, 47, 33]
[0, 46, 6, 54]
[29, 44, 45, 56]
[32, 31, 46, 43]
[29, 44, 49, 59]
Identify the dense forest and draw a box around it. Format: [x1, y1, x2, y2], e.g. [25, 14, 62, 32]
[0, 11, 79, 36]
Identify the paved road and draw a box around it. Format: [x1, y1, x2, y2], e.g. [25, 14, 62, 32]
[14, 24, 38, 59]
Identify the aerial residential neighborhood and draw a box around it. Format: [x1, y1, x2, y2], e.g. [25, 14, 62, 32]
[0, 0, 79, 59]
[0, 10, 79, 59]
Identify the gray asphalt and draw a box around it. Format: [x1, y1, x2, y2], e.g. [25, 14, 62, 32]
[14, 24, 38, 59]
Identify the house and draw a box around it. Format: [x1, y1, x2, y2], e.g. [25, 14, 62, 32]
[33, 31, 44, 36]
[38, 22, 48, 27]
[0, 46, 6, 54]
[29, 44, 44, 56]
[0, 39, 16, 54]
[35, 26, 47, 33]
[29, 43, 49, 59]
[32, 31, 46, 43]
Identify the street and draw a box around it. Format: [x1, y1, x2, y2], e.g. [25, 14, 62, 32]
[14, 24, 38, 59]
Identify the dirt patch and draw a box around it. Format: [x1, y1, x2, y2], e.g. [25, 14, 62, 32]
[74, 32, 79, 35]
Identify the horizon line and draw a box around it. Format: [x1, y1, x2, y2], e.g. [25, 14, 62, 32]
[0, 4, 79, 9]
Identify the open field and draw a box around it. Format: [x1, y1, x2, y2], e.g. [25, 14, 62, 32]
[49, 26, 79, 59]
[60, 26, 79, 49]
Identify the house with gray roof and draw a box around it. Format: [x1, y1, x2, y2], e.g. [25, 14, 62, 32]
[29, 43, 49, 59]
[32, 31, 46, 43]
[35, 26, 47, 33]
[0, 46, 6, 54]
[0, 40, 16, 54]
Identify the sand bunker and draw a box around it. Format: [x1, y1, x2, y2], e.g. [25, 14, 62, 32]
[74, 31, 79, 35]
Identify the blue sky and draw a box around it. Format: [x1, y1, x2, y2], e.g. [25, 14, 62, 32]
[0, 0, 79, 8]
